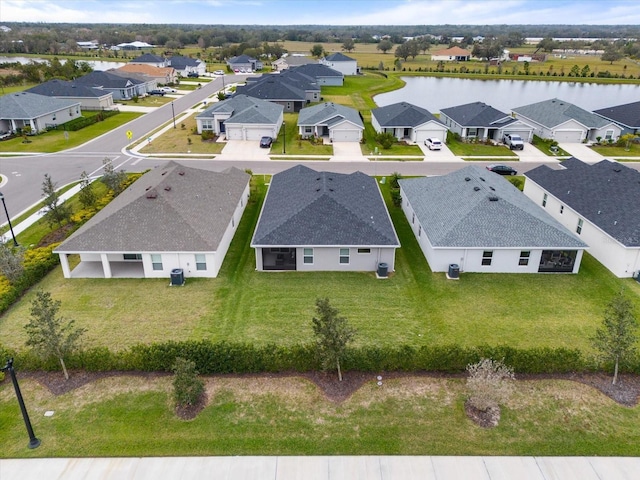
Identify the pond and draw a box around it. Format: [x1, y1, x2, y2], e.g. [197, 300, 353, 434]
[0, 56, 126, 71]
[374, 76, 640, 113]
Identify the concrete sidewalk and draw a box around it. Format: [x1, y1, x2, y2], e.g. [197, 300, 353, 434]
[1, 455, 638, 480]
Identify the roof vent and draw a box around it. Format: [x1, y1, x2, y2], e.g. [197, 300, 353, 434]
[464, 177, 471, 181]
[162, 171, 168, 175]
[145, 186, 152, 191]
[488, 195, 499, 201]
[178, 170, 185, 176]
[473, 186, 481, 191]
[489, 186, 495, 191]
[598, 210, 601, 214]
[613, 167, 621, 172]
[164, 186, 171, 191]
[479, 177, 485, 182]
[146, 191, 157, 199]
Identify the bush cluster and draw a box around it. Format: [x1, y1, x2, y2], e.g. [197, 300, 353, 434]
[51, 110, 119, 132]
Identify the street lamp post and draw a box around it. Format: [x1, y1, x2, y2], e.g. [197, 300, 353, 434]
[2, 358, 40, 449]
[283, 121, 286, 154]
[171, 102, 176, 129]
[0, 191, 18, 246]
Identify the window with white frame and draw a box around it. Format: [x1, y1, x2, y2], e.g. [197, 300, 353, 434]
[605, 129, 614, 140]
[304, 126, 312, 134]
[151, 254, 163, 270]
[200, 119, 214, 130]
[467, 128, 478, 137]
[357, 248, 371, 254]
[412, 212, 415, 224]
[542, 193, 547, 207]
[123, 253, 142, 260]
[519, 251, 530, 266]
[303, 248, 313, 264]
[418, 225, 421, 237]
[195, 254, 206, 271]
[576, 218, 583, 235]
[482, 251, 493, 266]
[339, 248, 350, 264]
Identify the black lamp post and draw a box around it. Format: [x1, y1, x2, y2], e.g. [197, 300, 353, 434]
[171, 102, 176, 129]
[2, 358, 40, 449]
[0, 191, 18, 246]
[282, 121, 286, 154]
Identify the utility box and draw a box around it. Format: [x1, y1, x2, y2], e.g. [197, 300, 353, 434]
[170, 268, 184, 286]
[448, 264, 460, 279]
[377, 262, 388, 278]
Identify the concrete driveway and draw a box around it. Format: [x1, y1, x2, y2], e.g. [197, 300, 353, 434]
[331, 142, 363, 161]
[418, 142, 461, 162]
[219, 140, 270, 160]
[557, 143, 606, 163]
[513, 144, 556, 163]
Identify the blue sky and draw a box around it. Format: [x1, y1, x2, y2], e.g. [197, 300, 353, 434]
[2, 0, 640, 25]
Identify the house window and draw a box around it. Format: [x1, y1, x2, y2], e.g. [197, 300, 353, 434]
[232, 218, 235, 227]
[519, 251, 530, 266]
[357, 248, 371, 254]
[304, 126, 312, 134]
[195, 254, 206, 271]
[303, 248, 314, 264]
[482, 251, 493, 266]
[52, 114, 56, 121]
[418, 225, 422, 237]
[151, 254, 163, 270]
[412, 212, 415, 224]
[542, 193, 547, 207]
[576, 219, 583, 235]
[339, 248, 350, 264]
[123, 253, 142, 260]
[605, 129, 614, 140]
[201, 120, 213, 130]
[467, 128, 478, 137]
[560, 205, 564, 214]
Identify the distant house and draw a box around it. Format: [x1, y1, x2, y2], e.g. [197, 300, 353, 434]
[129, 53, 168, 68]
[524, 158, 640, 278]
[55, 162, 250, 279]
[74, 71, 146, 100]
[27, 79, 114, 110]
[593, 101, 640, 136]
[227, 54, 263, 72]
[512, 98, 622, 143]
[272, 55, 315, 72]
[251, 165, 399, 272]
[77, 41, 99, 50]
[169, 56, 206, 77]
[371, 102, 447, 143]
[430, 46, 471, 61]
[289, 63, 344, 86]
[297, 102, 364, 142]
[0, 92, 81, 134]
[399, 166, 587, 274]
[320, 52, 358, 75]
[116, 41, 154, 50]
[116, 63, 177, 86]
[236, 70, 320, 112]
[440, 102, 534, 142]
[195, 94, 283, 140]
[107, 70, 157, 97]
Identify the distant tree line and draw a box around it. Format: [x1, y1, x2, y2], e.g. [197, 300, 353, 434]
[0, 57, 92, 88]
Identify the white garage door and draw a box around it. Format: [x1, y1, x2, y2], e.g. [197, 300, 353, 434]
[244, 127, 275, 141]
[226, 127, 244, 140]
[415, 129, 447, 143]
[332, 129, 361, 142]
[554, 130, 583, 143]
[503, 130, 532, 142]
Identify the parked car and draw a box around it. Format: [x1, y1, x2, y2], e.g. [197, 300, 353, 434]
[213, 70, 225, 75]
[486, 164, 518, 175]
[259, 136, 273, 148]
[148, 90, 166, 96]
[187, 72, 199, 78]
[503, 133, 525, 150]
[424, 137, 443, 150]
[159, 87, 177, 93]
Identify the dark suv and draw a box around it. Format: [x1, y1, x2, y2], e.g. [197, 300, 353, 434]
[187, 72, 199, 78]
[260, 136, 273, 148]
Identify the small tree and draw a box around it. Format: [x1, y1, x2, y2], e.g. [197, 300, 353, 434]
[310, 44, 324, 58]
[42, 173, 72, 228]
[172, 357, 205, 407]
[341, 38, 355, 53]
[78, 170, 97, 209]
[24, 290, 86, 380]
[0, 243, 25, 283]
[101, 157, 127, 195]
[312, 298, 356, 382]
[591, 291, 638, 385]
[375, 132, 395, 149]
[466, 358, 515, 413]
[377, 40, 393, 54]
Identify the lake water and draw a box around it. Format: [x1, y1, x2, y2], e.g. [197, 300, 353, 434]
[0, 56, 126, 71]
[375, 77, 640, 113]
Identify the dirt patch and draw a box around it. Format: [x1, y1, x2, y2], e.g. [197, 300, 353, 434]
[465, 400, 500, 428]
[37, 223, 76, 247]
[175, 392, 208, 420]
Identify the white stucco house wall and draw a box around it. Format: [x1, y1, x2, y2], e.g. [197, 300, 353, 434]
[371, 102, 447, 143]
[55, 163, 250, 279]
[0, 92, 82, 134]
[297, 102, 364, 142]
[320, 52, 358, 75]
[524, 158, 640, 278]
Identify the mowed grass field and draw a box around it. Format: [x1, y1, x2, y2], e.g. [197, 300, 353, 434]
[1, 177, 639, 354]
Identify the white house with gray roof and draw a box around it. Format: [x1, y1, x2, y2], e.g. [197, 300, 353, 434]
[399, 166, 587, 274]
[297, 102, 364, 142]
[512, 98, 622, 143]
[196, 94, 283, 140]
[27, 79, 114, 110]
[0, 92, 81, 134]
[320, 52, 358, 75]
[55, 162, 250, 279]
[440, 102, 534, 142]
[251, 165, 399, 272]
[371, 102, 447, 143]
[524, 158, 640, 278]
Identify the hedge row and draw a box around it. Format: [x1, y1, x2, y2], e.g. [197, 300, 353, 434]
[2, 341, 626, 376]
[51, 110, 119, 132]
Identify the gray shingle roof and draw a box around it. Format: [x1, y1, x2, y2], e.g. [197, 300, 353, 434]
[252, 165, 399, 247]
[399, 166, 587, 249]
[228, 54, 256, 65]
[196, 94, 283, 125]
[371, 102, 443, 128]
[169, 55, 200, 68]
[291, 63, 343, 78]
[513, 98, 612, 129]
[298, 102, 364, 129]
[236, 76, 309, 101]
[75, 70, 143, 88]
[131, 53, 165, 63]
[0, 92, 80, 119]
[324, 53, 355, 62]
[440, 102, 515, 128]
[525, 158, 640, 247]
[593, 101, 640, 129]
[26, 79, 110, 99]
[56, 163, 250, 253]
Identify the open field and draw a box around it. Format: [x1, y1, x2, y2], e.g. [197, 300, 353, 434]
[1, 178, 639, 354]
[1, 374, 640, 458]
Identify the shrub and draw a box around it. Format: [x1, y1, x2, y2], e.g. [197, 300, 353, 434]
[466, 358, 515, 412]
[201, 130, 215, 141]
[375, 132, 395, 149]
[172, 357, 205, 407]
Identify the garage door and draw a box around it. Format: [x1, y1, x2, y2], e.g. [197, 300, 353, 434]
[332, 130, 361, 142]
[554, 130, 583, 143]
[226, 127, 243, 140]
[415, 129, 447, 143]
[244, 127, 275, 141]
[503, 130, 532, 142]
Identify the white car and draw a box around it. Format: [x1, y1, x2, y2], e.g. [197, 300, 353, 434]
[213, 70, 225, 75]
[424, 137, 443, 150]
[159, 87, 177, 93]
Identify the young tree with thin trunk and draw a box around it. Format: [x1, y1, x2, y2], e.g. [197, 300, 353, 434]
[312, 298, 355, 382]
[591, 291, 638, 385]
[24, 290, 86, 380]
[42, 173, 71, 228]
[78, 170, 97, 209]
[0, 243, 25, 283]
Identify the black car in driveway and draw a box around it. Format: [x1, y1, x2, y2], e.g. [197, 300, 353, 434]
[148, 89, 166, 96]
[260, 136, 273, 148]
[486, 164, 518, 175]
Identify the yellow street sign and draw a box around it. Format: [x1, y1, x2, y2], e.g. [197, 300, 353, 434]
[126, 130, 133, 139]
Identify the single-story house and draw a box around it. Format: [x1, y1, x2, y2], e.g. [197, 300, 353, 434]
[371, 102, 447, 143]
[129, 53, 168, 68]
[227, 54, 263, 72]
[440, 102, 534, 142]
[236, 72, 320, 112]
[107, 70, 157, 97]
[26, 79, 114, 110]
[512, 98, 622, 143]
[55, 162, 250, 279]
[117, 63, 177, 85]
[169, 56, 206, 77]
[524, 158, 640, 278]
[74, 70, 145, 101]
[272, 55, 316, 72]
[251, 165, 399, 272]
[116, 41, 154, 50]
[297, 102, 364, 142]
[320, 52, 358, 75]
[593, 101, 640, 136]
[289, 63, 344, 86]
[398, 165, 587, 274]
[195, 94, 284, 140]
[430, 46, 471, 61]
[0, 92, 81, 134]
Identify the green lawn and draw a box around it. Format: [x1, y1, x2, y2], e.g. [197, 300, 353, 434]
[531, 135, 572, 156]
[1, 177, 638, 354]
[446, 135, 517, 157]
[361, 122, 423, 156]
[271, 113, 334, 156]
[591, 142, 640, 157]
